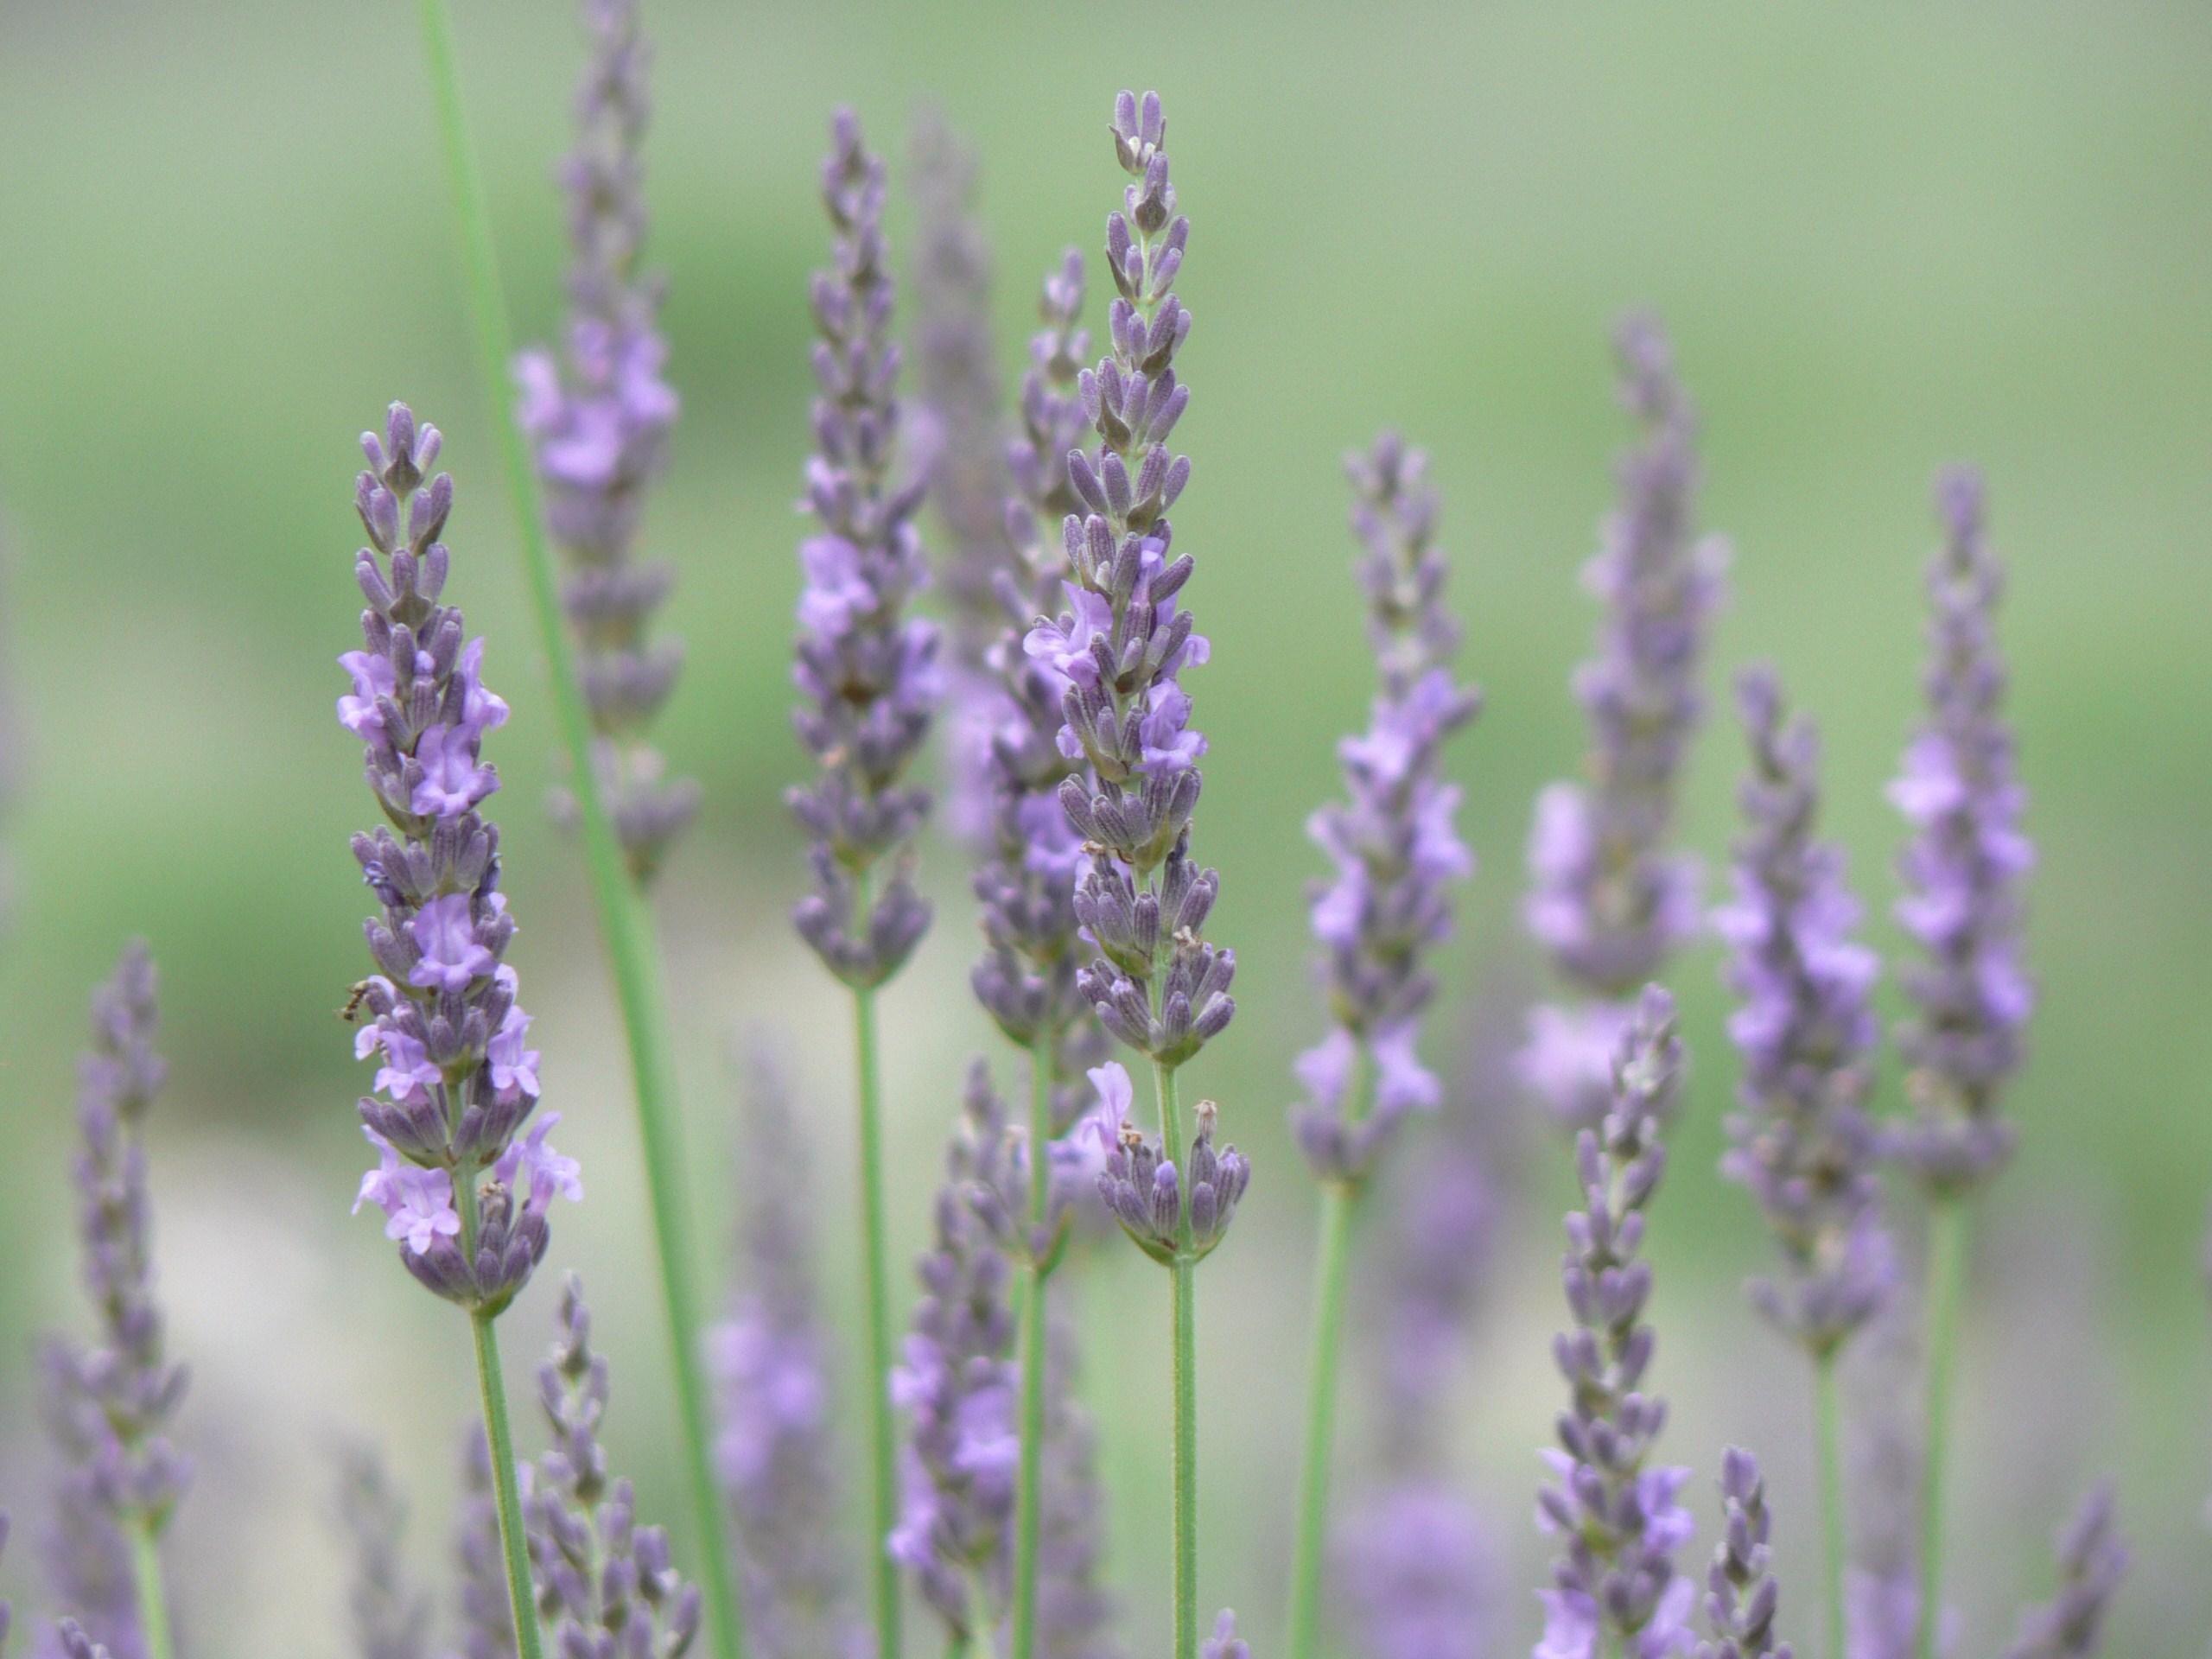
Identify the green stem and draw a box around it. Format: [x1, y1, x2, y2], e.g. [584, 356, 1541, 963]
[1285, 1184, 1354, 1659]
[1008, 1031, 1056, 1659]
[1815, 1351, 1848, 1659]
[414, 5, 747, 1657]
[126, 1521, 175, 1659]
[1916, 1196, 1969, 1659]
[470, 1307, 548, 1659]
[854, 977, 902, 1659]
[1149, 1056, 1198, 1659]
[1285, 1051, 1377, 1659]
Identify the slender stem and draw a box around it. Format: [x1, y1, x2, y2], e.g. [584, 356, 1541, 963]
[1148, 1056, 1198, 1659]
[1285, 1185, 1355, 1659]
[126, 1521, 175, 1659]
[414, 6, 746, 1657]
[1285, 1051, 1376, 1659]
[1815, 1351, 1849, 1659]
[854, 975, 902, 1659]
[1916, 1196, 1969, 1659]
[1008, 1030, 1056, 1659]
[470, 1307, 547, 1659]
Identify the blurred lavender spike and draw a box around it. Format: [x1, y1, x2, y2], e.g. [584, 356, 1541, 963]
[890, 1066, 1021, 1640]
[1534, 986, 1698, 1659]
[336, 1446, 430, 1659]
[788, 108, 942, 988]
[967, 245, 1104, 1079]
[1521, 316, 1726, 1134]
[907, 106, 1011, 668]
[1035, 1311, 1123, 1659]
[451, 1428, 515, 1659]
[1293, 432, 1481, 1184]
[1695, 1449, 1792, 1659]
[709, 1049, 868, 1659]
[1997, 1486, 2126, 1659]
[1888, 467, 2032, 1192]
[513, 0, 694, 880]
[1201, 1611, 1249, 1659]
[49, 1624, 111, 1659]
[41, 943, 188, 1659]
[2, 1512, 13, 1656]
[1717, 666, 1893, 1353]
[1332, 1482, 1491, 1659]
[524, 1276, 703, 1655]
[341, 402, 580, 1313]
[1842, 1295, 1929, 1659]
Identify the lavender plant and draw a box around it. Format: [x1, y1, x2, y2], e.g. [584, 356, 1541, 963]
[514, 0, 696, 881]
[1332, 1484, 1492, 1659]
[1716, 665, 1893, 1658]
[1521, 316, 1726, 1135]
[414, 4, 742, 1648]
[454, 1429, 517, 1659]
[788, 107, 942, 1659]
[1534, 986, 1697, 1659]
[1997, 1487, 2125, 1659]
[1696, 1450, 1791, 1659]
[711, 1052, 866, 1659]
[1285, 430, 1481, 1659]
[1030, 90, 1236, 1659]
[1891, 469, 2033, 1659]
[40, 944, 188, 1659]
[338, 402, 578, 1659]
[335, 1447, 430, 1659]
[524, 1276, 704, 1656]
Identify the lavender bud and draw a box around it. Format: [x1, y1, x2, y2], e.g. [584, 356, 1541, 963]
[336, 1445, 431, 1659]
[1694, 1448, 1793, 1659]
[1997, 1484, 2126, 1659]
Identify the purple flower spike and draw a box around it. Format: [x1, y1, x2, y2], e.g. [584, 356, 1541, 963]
[338, 1445, 433, 1659]
[1694, 1449, 1792, 1659]
[1092, 1067, 1249, 1264]
[514, 0, 696, 880]
[452, 1428, 517, 1659]
[1202, 1610, 1250, 1659]
[524, 1276, 705, 1656]
[788, 110, 942, 990]
[1334, 1481, 1493, 1659]
[1521, 317, 1726, 1134]
[966, 242, 1109, 1092]
[41, 944, 188, 1659]
[1889, 468, 2032, 1192]
[1998, 1484, 2126, 1659]
[1717, 667, 1893, 1355]
[710, 1050, 868, 1659]
[1535, 987, 1696, 1659]
[340, 404, 577, 1315]
[1294, 433, 1481, 1183]
[892, 1069, 1022, 1641]
[1040, 91, 1238, 1083]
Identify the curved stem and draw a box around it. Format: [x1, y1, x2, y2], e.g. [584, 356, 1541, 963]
[414, 6, 746, 1658]
[1815, 1351, 1848, 1659]
[1916, 1196, 1969, 1659]
[470, 1306, 547, 1659]
[1285, 1184, 1355, 1659]
[854, 976, 901, 1659]
[1008, 1030, 1056, 1659]
[126, 1521, 175, 1659]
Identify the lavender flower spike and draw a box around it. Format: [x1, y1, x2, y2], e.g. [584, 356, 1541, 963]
[1888, 467, 2032, 1192]
[1695, 1450, 1791, 1659]
[891, 1068, 1021, 1641]
[52, 1624, 111, 1659]
[711, 1051, 866, 1659]
[524, 1275, 704, 1655]
[514, 0, 695, 880]
[1202, 1611, 1249, 1659]
[1997, 1484, 2125, 1659]
[1522, 318, 1726, 1133]
[1333, 1482, 1493, 1659]
[1717, 667, 1892, 1354]
[1534, 986, 1696, 1659]
[340, 403, 580, 1313]
[0, 1513, 11, 1657]
[336, 1446, 431, 1659]
[789, 109, 941, 988]
[1034, 1311, 1124, 1659]
[452, 1429, 517, 1659]
[41, 943, 188, 1659]
[1294, 432, 1480, 1182]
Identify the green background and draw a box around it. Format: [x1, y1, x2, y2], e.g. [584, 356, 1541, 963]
[1, 2, 2206, 1653]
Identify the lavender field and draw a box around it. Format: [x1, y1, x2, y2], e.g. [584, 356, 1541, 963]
[0, 3, 2207, 1657]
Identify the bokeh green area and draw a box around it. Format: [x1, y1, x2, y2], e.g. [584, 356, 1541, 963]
[2, 1, 2207, 1652]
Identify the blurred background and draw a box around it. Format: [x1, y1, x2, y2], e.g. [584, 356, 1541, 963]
[2, 1, 2208, 1653]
